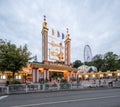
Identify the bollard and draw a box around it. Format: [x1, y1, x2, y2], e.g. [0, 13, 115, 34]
[38, 84, 40, 90]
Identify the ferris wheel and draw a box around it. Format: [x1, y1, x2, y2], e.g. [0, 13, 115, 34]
[84, 45, 92, 62]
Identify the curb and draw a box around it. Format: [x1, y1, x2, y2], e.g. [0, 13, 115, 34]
[0, 87, 119, 96]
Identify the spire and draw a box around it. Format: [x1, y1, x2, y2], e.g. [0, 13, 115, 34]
[42, 15, 48, 31]
[65, 28, 70, 40]
[44, 15, 46, 22]
[67, 28, 69, 34]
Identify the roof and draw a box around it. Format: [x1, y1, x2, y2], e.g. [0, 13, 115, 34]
[29, 62, 77, 71]
[77, 65, 89, 73]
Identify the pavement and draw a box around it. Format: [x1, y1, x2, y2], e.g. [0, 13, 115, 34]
[0, 88, 120, 107]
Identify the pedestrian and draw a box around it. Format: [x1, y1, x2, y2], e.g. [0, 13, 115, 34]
[6, 80, 9, 86]
[99, 79, 101, 87]
[93, 79, 96, 84]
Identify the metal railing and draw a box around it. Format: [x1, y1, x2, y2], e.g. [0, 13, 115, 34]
[0, 80, 120, 95]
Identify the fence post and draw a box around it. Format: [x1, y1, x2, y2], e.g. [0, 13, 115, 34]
[42, 84, 45, 91]
[6, 86, 9, 94]
[57, 83, 60, 90]
[38, 84, 40, 90]
[71, 83, 72, 90]
[25, 84, 28, 93]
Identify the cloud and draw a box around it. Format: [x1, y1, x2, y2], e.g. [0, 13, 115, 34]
[0, 0, 120, 63]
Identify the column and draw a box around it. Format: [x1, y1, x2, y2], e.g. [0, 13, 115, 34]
[47, 69, 49, 81]
[32, 68, 39, 83]
[44, 69, 46, 81]
[68, 71, 71, 82]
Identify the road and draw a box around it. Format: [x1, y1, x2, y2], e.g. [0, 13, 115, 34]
[0, 88, 120, 107]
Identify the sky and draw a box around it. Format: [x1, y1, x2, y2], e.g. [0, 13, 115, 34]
[0, 0, 120, 63]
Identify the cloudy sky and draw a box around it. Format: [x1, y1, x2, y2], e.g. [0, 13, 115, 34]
[0, 0, 120, 62]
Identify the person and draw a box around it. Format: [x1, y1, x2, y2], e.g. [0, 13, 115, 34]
[99, 79, 101, 87]
[108, 81, 113, 87]
[103, 79, 106, 85]
[6, 80, 9, 86]
[115, 78, 118, 82]
[93, 79, 96, 84]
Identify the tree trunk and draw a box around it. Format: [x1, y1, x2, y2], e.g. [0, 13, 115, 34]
[12, 72, 15, 80]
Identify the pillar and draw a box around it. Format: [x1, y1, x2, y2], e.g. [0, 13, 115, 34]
[64, 28, 71, 65]
[41, 15, 49, 62]
[32, 68, 40, 83]
[43, 69, 49, 81]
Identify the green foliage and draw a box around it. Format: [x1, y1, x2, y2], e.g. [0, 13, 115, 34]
[0, 39, 32, 79]
[92, 54, 104, 71]
[10, 80, 21, 84]
[104, 52, 119, 71]
[50, 71, 63, 79]
[87, 52, 120, 72]
[61, 78, 67, 83]
[72, 60, 83, 68]
[39, 78, 44, 83]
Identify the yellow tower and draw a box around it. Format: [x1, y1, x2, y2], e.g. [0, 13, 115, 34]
[64, 28, 71, 65]
[41, 15, 49, 62]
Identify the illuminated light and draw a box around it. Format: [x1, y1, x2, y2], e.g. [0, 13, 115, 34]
[38, 68, 44, 71]
[78, 75, 82, 78]
[85, 75, 88, 78]
[19, 76, 21, 79]
[118, 73, 120, 76]
[16, 75, 21, 79]
[92, 74, 96, 78]
[2, 75, 6, 79]
[108, 73, 112, 76]
[100, 74, 103, 77]
[16, 76, 18, 79]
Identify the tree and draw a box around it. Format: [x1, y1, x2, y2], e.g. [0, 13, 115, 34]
[0, 39, 32, 80]
[92, 54, 104, 71]
[72, 60, 83, 68]
[117, 59, 120, 70]
[104, 52, 119, 71]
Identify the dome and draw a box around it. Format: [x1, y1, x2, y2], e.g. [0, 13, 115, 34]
[77, 65, 89, 73]
[88, 66, 97, 72]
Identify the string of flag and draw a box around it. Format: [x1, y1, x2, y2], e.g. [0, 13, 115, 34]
[51, 28, 65, 39]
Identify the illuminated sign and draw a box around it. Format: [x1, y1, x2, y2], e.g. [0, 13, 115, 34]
[48, 36, 64, 61]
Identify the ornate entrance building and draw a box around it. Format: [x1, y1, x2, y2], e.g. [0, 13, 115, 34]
[30, 16, 77, 83]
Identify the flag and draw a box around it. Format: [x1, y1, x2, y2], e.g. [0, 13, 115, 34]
[52, 28, 54, 36]
[57, 31, 60, 37]
[62, 33, 64, 39]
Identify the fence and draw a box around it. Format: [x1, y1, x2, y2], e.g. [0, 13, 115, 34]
[0, 80, 120, 95]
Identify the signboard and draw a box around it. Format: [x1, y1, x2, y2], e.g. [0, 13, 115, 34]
[48, 36, 64, 61]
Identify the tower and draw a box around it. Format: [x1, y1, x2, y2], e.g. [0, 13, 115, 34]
[64, 28, 71, 65]
[41, 16, 49, 62]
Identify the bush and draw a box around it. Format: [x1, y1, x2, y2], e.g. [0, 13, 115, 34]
[61, 78, 67, 83]
[10, 80, 21, 84]
[39, 78, 44, 84]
